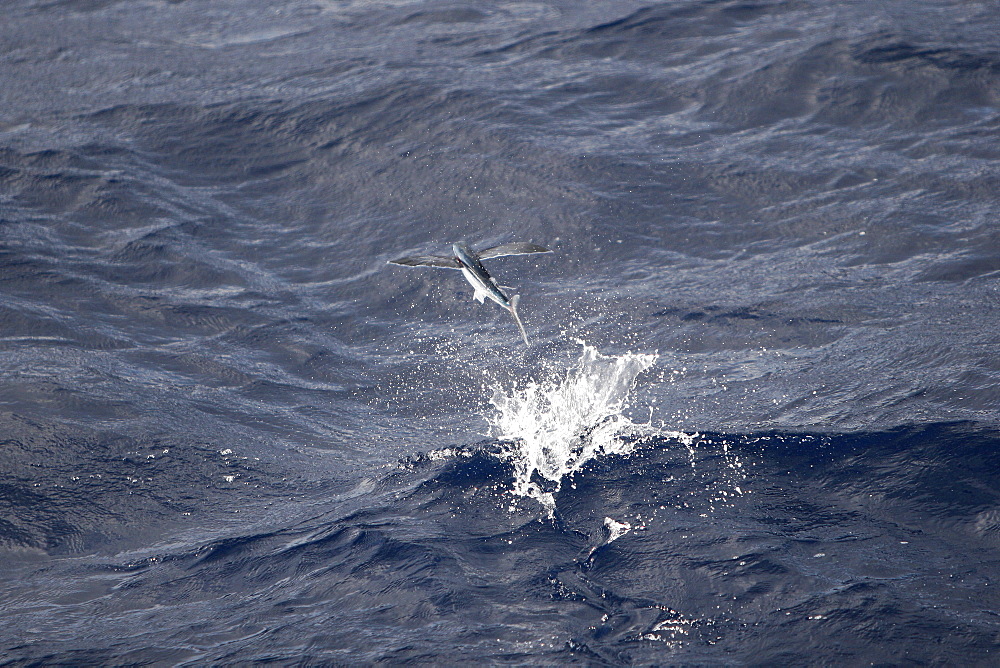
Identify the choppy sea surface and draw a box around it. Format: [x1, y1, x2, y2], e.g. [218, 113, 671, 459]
[2, 0, 999, 664]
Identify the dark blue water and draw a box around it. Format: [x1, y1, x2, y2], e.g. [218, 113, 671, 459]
[2, 0, 999, 663]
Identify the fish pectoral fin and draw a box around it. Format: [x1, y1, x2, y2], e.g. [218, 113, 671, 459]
[473, 288, 488, 303]
[388, 254, 461, 268]
[477, 242, 552, 259]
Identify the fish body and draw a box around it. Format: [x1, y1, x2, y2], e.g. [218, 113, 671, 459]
[452, 242, 509, 308]
[388, 241, 552, 345]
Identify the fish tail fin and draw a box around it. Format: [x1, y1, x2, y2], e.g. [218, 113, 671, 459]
[509, 294, 530, 346]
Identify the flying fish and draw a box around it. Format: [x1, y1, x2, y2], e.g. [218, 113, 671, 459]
[388, 242, 552, 345]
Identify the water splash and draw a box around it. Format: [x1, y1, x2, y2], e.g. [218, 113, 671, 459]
[488, 343, 680, 511]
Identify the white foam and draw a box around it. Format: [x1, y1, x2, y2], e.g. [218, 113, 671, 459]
[487, 343, 683, 511]
[604, 516, 632, 543]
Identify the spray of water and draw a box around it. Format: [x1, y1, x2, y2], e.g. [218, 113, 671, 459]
[488, 343, 681, 511]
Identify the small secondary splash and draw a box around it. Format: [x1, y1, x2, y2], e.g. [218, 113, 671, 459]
[488, 343, 686, 511]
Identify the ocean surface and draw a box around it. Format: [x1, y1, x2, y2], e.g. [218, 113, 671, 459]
[2, 0, 999, 664]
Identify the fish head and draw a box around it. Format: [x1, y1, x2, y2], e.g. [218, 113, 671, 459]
[452, 242, 475, 267]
